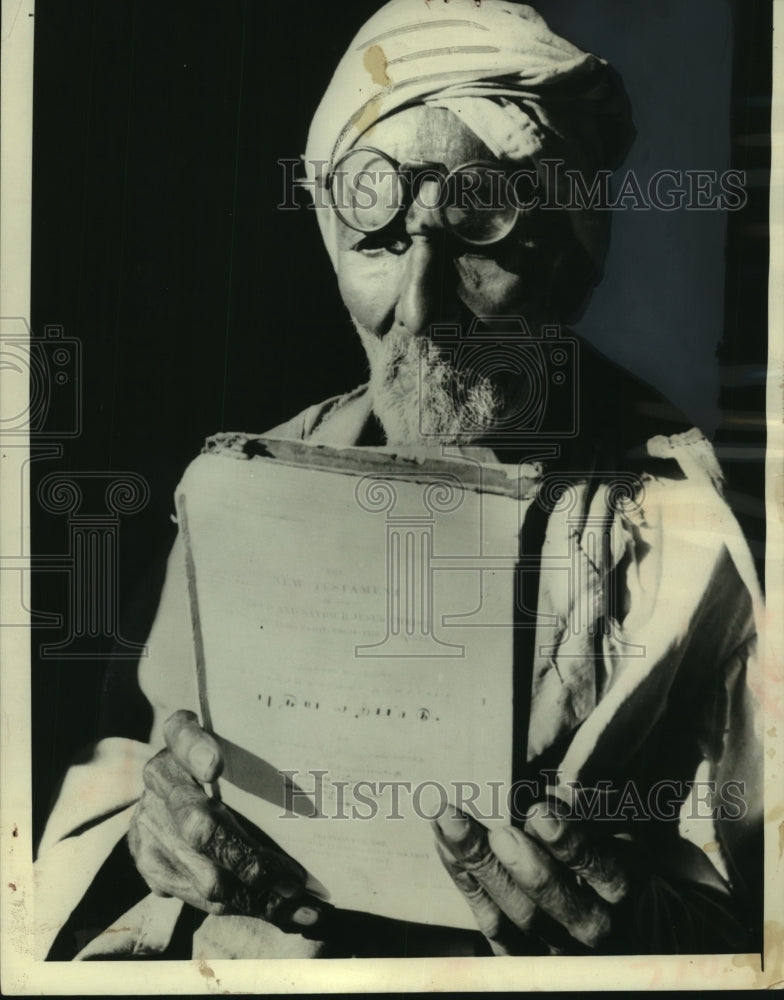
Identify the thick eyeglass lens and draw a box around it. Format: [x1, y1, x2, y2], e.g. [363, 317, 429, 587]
[443, 165, 518, 245]
[329, 148, 404, 232]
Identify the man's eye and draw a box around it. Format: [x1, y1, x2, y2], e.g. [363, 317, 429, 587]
[354, 231, 411, 256]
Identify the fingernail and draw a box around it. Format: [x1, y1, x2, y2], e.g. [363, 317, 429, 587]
[189, 742, 217, 779]
[526, 813, 563, 843]
[292, 906, 319, 927]
[433, 837, 458, 865]
[489, 827, 522, 865]
[490, 827, 541, 882]
[273, 878, 301, 899]
[305, 872, 330, 900]
[435, 811, 470, 844]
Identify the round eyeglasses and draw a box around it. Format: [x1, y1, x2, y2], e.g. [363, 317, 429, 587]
[326, 146, 521, 246]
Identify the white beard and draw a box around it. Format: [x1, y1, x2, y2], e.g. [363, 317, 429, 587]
[358, 324, 523, 447]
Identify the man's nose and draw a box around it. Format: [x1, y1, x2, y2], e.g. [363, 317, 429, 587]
[393, 179, 451, 338]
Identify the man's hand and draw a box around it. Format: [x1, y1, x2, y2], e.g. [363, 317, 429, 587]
[128, 710, 326, 931]
[434, 801, 636, 955]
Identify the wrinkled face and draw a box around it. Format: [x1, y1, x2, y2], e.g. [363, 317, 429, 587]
[333, 105, 571, 446]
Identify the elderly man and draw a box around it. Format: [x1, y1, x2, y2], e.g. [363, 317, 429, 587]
[35, 0, 762, 960]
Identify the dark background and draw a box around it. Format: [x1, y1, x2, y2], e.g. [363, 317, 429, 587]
[30, 0, 771, 845]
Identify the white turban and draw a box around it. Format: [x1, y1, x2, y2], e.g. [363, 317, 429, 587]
[304, 0, 635, 271]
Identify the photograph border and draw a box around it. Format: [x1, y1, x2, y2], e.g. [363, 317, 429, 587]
[2, 0, 783, 991]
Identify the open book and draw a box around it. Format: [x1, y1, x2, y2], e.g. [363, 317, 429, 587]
[176, 436, 541, 929]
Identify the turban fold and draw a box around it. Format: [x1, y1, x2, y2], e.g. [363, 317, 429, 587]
[305, 0, 636, 270]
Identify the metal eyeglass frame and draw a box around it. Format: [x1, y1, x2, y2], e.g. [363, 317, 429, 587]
[326, 145, 521, 246]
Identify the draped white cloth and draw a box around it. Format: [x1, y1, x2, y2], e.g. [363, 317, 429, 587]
[33, 384, 764, 959]
[304, 0, 636, 269]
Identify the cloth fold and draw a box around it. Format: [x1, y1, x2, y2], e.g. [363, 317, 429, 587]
[305, 0, 636, 269]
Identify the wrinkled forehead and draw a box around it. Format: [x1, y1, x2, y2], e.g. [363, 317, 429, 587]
[348, 106, 496, 172]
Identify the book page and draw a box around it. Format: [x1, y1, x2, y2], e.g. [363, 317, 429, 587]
[177, 448, 526, 928]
